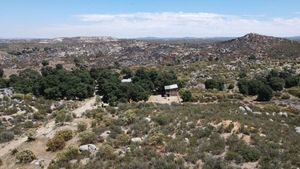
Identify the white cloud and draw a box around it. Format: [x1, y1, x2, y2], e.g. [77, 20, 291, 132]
[42, 12, 300, 38]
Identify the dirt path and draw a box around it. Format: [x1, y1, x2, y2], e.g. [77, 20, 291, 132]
[73, 96, 97, 117]
[0, 96, 97, 158]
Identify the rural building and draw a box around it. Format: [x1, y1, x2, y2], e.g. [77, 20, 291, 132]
[164, 84, 179, 97]
[121, 78, 132, 83]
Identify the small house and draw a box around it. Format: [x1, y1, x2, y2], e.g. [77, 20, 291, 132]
[164, 84, 179, 97]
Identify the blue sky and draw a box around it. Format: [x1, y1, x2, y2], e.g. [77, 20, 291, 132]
[1, 0, 300, 38]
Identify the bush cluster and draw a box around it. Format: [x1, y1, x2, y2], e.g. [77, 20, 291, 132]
[204, 79, 224, 91]
[16, 150, 36, 163]
[237, 69, 300, 101]
[47, 129, 73, 152]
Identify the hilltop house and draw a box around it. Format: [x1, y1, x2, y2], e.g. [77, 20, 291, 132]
[164, 84, 179, 97]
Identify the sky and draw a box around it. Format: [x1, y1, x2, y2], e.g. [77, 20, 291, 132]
[1, 0, 300, 38]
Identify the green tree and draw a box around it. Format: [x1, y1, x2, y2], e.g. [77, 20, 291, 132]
[285, 76, 300, 88]
[42, 60, 49, 66]
[180, 90, 192, 102]
[16, 150, 36, 163]
[77, 121, 88, 132]
[269, 77, 285, 91]
[205, 79, 224, 91]
[0, 68, 4, 78]
[79, 131, 96, 144]
[257, 85, 273, 101]
[46, 136, 66, 151]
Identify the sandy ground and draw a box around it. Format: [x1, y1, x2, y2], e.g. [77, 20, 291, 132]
[73, 96, 97, 117]
[147, 95, 181, 104]
[0, 96, 97, 165]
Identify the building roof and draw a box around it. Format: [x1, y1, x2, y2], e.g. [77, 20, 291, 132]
[121, 78, 132, 83]
[164, 84, 178, 90]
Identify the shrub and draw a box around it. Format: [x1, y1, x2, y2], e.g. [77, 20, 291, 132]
[0, 131, 14, 143]
[180, 90, 192, 102]
[238, 144, 261, 162]
[269, 77, 285, 91]
[96, 144, 116, 160]
[48, 145, 79, 169]
[54, 129, 73, 141]
[205, 79, 224, 91]
[285, 76, 300, 88]
[23, 121, 34, 128]
[16, 150, 36, 163]
[287, 87, 300, 98]
[46, 136, 66, 151]
[56, 145, 79, 162]
[147, 133, 167, 146]
[54, 109, 73, 124]
[77, 121, 88, 132]
[205, 133, 225, 155]
[154, 113, 174, 126]
[248, 80, 264, 96]
[26, 129, 37, 141]
[79, 131, 96, 144]
[237, 79, 249, 95]
[225, 151, 244, 164]
[203, 157, 228, 169]
[114, 133, 130, 147]
[227, 135, 261, 162]
[42, 60, 49, 66]
[257, 85, 273, 101]
[228, 83, 234, 90]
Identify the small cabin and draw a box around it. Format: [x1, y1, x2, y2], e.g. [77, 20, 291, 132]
[164, 84, 179, 97]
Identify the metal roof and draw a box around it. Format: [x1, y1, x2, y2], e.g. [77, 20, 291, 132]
[121, 78, 132, 83]
[164, 84, 178, 90]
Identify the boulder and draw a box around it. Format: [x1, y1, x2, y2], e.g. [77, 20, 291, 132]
[100, 130, 111, 140]
[131, 137, 143, 143]
[296, 127, 300, 134]
[239, 106, 246, 112]
[79, 144, 98, 152]
[253, 112, 262, 115]
[244, 106, 252, 112]
[279, 112, 288, 117]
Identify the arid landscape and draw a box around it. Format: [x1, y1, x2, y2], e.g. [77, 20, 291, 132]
[1, 0, 300, 169]
[0, 33, 299, 169]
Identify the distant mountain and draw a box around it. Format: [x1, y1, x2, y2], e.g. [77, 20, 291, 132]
[213, 33, 292, 58]
[1, 33, 300, 69]
[288, 36, 300, 41]
[137, 37, 234, 44]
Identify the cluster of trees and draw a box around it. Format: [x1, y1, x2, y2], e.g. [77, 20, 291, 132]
[0, 65, 183, 104]
[91, 67, 182, 105]
[0, 65, 95, 100]
[238, 69, 300, 101]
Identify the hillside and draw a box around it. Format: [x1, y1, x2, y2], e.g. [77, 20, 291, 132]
[0, 33, 300, 74]
[211, 33, 300, 59]
[0, 33, 300, 169]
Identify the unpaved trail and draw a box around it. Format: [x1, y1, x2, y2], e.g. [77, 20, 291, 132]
[0, 137, 27, 157]
[0, 96, 97, 157]
[73, 96, 97, 117]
